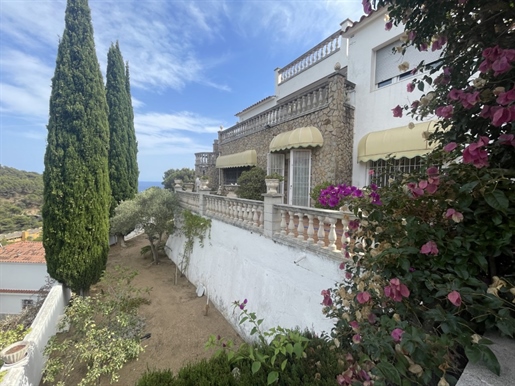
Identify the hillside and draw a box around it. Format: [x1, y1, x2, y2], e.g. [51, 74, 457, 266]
[0, 165, 43, 233]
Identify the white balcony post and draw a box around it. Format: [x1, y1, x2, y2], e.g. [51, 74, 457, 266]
[262, 192, 283, 238]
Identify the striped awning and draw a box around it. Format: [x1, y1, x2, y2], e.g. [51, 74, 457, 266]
[215, 150, 257, 168]
[358, 121, 437, 162]
[269, 126, 324, 152]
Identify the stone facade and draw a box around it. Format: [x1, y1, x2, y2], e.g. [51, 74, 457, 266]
[218, 72, 354, 202]
[194, 140, 219, 191]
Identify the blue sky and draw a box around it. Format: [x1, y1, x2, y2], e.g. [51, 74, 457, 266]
[0, 0, 364, 181]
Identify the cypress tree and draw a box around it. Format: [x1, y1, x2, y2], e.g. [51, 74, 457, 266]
[106, 42, 132, 212]
[42, 0, 110, 295]
[125, 62, 139, 195]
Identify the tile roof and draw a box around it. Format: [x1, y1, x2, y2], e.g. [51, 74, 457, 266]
[235, 96, 276, 116]
[0, 241, 45, 264]
[0, 289, 39, 294]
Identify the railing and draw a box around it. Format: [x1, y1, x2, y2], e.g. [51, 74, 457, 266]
[205, 195, 264, 233]
[176, 191, 200, 213]
[274, 204, 356, 259]
[195, 152, 216, 165]
[220, 81, 330, 144]
[278, 31, 342, 85]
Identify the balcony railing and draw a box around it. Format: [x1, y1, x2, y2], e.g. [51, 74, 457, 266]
[277, 31, 342, 85]
[195, 152, 216, 165]
[220, 81, 330, 145]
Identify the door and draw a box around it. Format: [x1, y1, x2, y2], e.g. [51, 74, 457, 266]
[289, 150, 311, 207]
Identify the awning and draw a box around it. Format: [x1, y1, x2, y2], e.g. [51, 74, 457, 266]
[269, 126, 324, 152]
[358, 121, 437, 162]
[215, 150, 257, 168]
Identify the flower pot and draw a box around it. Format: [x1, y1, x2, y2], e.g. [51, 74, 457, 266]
[265, 178, 280, 194]
[0, 341, 29, 365]
[174, 179, 183, 189]
[184, 182, 194, 192]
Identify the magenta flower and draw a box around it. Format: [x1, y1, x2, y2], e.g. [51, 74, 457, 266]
[385, 20, 393, 31]
[435, 105, 454, 119]
[239, 299, 248, 310]
[463, 136, 489, 168]
[361, 0, 372, 15]
[420, 241, 439, 255]
[392, 105, 403, 117]
[352, 334, 362, 344]
[491, 107, 513, 126]
[368, 169, 375, 176]
[445, 208, 464, 223]
[321, 290, 332, 306]
[356, 291, 371, 304]
[496, 88, 515, 105]
[368, 313, 377, 324]
[447, 291, 462, 307]
[391, 328, 404, 342]
[448, 88, 463, 101]
[431, 35, 447, 51]
[384, 278, 410, 302]
[444, 142, 457, 152]
[407, 82, 415, 92]
[349, 320, 359, 331]
[499, 134, 515, 146]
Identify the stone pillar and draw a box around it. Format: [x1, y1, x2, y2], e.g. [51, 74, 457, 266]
[262, 193, 283, 238]
[198, 188, 210, 216]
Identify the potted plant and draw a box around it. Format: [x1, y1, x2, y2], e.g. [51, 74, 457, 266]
[264, 173, 284, 194]
[0, 341, 29, 365]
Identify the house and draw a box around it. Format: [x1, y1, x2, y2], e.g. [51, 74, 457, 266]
[0, 241, 48, 316]
[202, 8, 441, 206]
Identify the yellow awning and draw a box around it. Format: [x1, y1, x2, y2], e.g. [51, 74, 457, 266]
[358, 121, 437, 162]
[215, 150, 257, 168]
[269, 126, 324, 152]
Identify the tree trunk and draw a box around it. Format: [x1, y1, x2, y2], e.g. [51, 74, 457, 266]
[149, 239, 158, 264]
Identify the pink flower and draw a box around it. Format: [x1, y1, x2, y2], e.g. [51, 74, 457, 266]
[385, 21, 393, 31]
[420, 240, 439, 255]
[426, 167, 439, 177]
[384, 278, 410, 302]
[448, 88, 463, 101]
[391, 328, 404, 342]
[492, 56, 512, 76]
[356, 291, 371, 304]
[411, 100, 420, 110]
[407, 82, 415, 92]
[392, 105, 403, 117]
[321, 290, 332, 306]
[352, 334, 362, 344]
[368, 313, 377, 324]
[496, 88, 515, 105]
[361, 0, 372, 15]
[444, 142, 457, 152]
[349, 321, 359, 331]
[445, 208, 464, 223]
[461, 91, 480, 109]
[435, 105, 454, 119]
[345, 271, 352, 280]
[499, 134, 515, 146]
[491, 107, 513, 126]
[425, 183, 438, 194]
[368, 169, 375, 176]
[239, 299, 248, 309]
[408, 31, 416, 41]
[448, 291, 462, 307]
[431, 35, 447, 51]
[463, 137, 489, 168]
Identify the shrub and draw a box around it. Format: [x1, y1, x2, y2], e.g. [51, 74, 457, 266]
[136, 368, 174, 386]
[310, 181, 333, 209]
[236, 167, 266, 201]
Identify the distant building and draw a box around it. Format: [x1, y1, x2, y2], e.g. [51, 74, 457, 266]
[0, 241, 48, 316]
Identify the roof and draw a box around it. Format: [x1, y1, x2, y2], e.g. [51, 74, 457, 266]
[235, 96, 276, 116]
[341, 8, 386, 37]
[0, 241, 46, 264]
[0, 289, 40, 294]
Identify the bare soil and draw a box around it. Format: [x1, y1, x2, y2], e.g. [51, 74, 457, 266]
[44, 234, 243, 386]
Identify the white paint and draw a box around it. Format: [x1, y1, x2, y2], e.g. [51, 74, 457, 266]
[166, 218, 342, 342]
[343, 10, 437, 187]
[0, 285, 71, 386]
[0, 262, 48, 315]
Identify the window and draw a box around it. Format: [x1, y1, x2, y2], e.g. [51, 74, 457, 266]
[267, 153, 285, 194]
[223, 167, 251, 185]
[375, 40, 442, 88]
[369, 157, 423, 187]
[22, 299, 34, 309]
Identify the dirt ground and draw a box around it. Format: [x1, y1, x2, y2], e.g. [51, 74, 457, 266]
[45, 234, 243, 386]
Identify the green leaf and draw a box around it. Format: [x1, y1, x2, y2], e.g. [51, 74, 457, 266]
[465, 345, 481, 363]
[484, 190, 509, 211]
[481, 346, 500, 376]
[281, 358, 288, 371]
[267, 371, 279, 385]
[239, 316, 248, 325]
[376, 362, 401, 385]
[252, 361, 261, 374]
[417, 82, 425, 91]
[285, 343, 293, 355]
[293, 342, 303, 357]
[459, 181, 479, 193]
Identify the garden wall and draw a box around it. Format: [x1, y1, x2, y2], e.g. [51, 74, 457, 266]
[165, 218, 342, 341]
[0, 285, 71, 386]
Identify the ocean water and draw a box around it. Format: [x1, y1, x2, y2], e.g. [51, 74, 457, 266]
[138, 181, 162, 192]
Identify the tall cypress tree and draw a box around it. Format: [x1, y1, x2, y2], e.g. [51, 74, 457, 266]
[106, 42, 132, 213]
[125, 62, 139, 195]
[43, 0, 110, 295]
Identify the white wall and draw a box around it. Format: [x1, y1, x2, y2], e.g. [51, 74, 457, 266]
[345, 10, 435, 187]
[0, 293, 34, 316]
[1, 285, 71, 386]
[166, 218, 342, 341]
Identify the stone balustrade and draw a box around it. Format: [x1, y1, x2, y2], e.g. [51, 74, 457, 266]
[219, 82, 330, 144]
[205, 195, 264, 232]
[274, 203, 355, 259]
[175, 191, 355, 261]
[277, 31, 342, 85]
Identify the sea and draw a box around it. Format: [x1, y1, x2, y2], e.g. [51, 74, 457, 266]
[138, 181, 162, 192]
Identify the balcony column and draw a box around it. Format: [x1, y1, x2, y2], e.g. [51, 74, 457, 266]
[262, 192, 283, 238]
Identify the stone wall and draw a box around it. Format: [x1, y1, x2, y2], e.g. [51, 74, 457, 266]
[218, 73, 354, 197]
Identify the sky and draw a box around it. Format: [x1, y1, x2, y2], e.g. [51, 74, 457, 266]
[0, 0, 364, 182]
